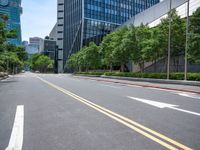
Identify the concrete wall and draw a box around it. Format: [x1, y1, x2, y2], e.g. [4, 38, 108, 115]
[123, 0, 187, 27]
[57, 0, 65, 73]
[132, 56, 200, 73]
[49, 23, 57, 41]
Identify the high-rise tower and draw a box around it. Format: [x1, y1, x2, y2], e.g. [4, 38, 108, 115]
[0, 0, 22, 45]
[57, 0, 160, 72]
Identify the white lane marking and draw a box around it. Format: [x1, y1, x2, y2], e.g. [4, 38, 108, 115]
[176, 92, 200, 100]
[6, 105, 24, 150]
[127, 96, 200, 116]
[169, 107, 200, 116]
[100, 84, 122, 89]
[127, 96, 178, 108]
[148, 88, 174, 92]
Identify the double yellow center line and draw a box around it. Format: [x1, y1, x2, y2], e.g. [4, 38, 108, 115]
[37, 77, 192, 150]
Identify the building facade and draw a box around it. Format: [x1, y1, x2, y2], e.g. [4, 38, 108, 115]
[123, 0, 200, 27]
[49, 23, 57, 41]
[0, 0, 22, 45]
[29, 37, 44, 53]
[57, 0, 159, 72]
[42, 39, 57, 60]
[122, 0, 200, 73]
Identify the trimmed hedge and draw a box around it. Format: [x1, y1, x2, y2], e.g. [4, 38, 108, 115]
[77, 72, 200, 81]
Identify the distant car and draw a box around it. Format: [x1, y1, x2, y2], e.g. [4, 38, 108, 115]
[21, 70, 25, 73]
[35, 71, 40, 73]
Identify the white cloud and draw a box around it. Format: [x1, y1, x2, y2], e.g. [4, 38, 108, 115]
[21, 0, 57, 41]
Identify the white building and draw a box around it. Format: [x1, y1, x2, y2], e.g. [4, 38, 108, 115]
[29, 37, 44, 53]
[123, 0, 200, 27]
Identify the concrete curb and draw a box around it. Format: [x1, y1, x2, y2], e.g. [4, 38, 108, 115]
[74, 74, 200, 94]
[74, 74, 200, 87]
[100, 75, 200, 87]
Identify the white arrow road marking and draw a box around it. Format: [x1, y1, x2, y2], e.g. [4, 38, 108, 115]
[6, 105, 24, 150]
[127, 96, 200, 116]
[176, 92, 200, 100]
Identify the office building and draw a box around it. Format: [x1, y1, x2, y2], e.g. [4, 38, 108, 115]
[42, 39, 57, 60]
[29, 37, 44, 53]
[49, 23, 57, 41]
[122, 0, 200, 73]
[56, 0, 160, 72]
[0, 0, 22, 45]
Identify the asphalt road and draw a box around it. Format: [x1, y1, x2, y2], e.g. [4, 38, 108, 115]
[0, 72, 200, 150]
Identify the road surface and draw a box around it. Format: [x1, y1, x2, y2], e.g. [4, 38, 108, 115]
[0, 72, 199, 150]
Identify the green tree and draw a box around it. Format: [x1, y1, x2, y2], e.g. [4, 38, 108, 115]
[129, 24, 151, 72]
[158, 9, 185, 71]
[112, 26, 131, 72]
[188, 7, 200, 62]
[6, 44, 28, 61]
[84, 42, 100, 70]
[0, 51, 23, 73]
[141, 27, 164, 71]
[34, 55, 54, 73]
[29, 54, 53, 73]
[66, 53, 79, 72]
[100, 32, 116, 71]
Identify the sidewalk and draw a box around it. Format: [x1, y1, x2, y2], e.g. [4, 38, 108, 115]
[73, 75, 200, 94]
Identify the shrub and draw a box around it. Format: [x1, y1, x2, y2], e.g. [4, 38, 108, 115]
[77, 72, 200, 81]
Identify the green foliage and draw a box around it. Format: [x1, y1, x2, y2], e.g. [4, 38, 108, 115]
[158, 9, 185, 58]
[84, 42, 101, 70]
[100, 32, 116, 70]
[188, 7, 200, 62]
[66, 42, 100, 72]
[67, 9, 199, 76]
[112, 26, 129, 71]
[29, 54, 54, 73]
[0, 14, 25, 74]
[77, 72, 200, 81]
[0, 51, 23, 73]
[133, 24, 152, 72]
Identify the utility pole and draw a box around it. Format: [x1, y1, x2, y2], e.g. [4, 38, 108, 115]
[185, 0, 190, 80]
[167, 0, 172, 80]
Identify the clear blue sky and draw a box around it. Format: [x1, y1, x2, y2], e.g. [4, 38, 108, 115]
[21, 0, 57, 41]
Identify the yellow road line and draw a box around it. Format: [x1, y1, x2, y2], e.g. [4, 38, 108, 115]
[37, 77, 193, 150]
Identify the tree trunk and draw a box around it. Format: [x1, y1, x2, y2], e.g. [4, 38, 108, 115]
[139, 62, 144, 73]
[109, 62, 113, 72]
[154, 59, 157, 72]
[121, 64, 124, 72]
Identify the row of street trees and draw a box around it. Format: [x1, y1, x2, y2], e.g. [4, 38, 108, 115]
[0, 14, 28, 73]
[66, 8, 200, 73]
[28, 54, 54, 73]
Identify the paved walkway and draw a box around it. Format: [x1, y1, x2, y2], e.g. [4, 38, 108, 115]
[74, 75, 200, 94]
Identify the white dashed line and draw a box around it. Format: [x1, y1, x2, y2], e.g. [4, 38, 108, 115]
[6, 105, 24, 150]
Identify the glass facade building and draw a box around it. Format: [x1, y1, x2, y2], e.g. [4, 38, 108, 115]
[0, 0, 22, 45]
[61, 0, 159, 66]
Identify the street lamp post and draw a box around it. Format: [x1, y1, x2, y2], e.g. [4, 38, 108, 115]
[167, 0, 172, 80]
[185, 0, 190, 81]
